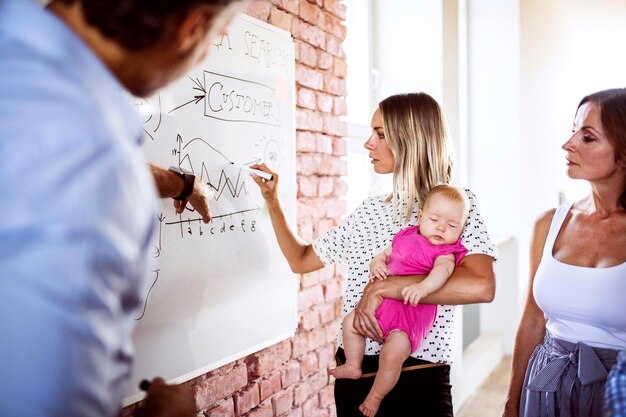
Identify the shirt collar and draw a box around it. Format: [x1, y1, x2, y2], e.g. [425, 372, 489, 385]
[0, 0, 143, 144]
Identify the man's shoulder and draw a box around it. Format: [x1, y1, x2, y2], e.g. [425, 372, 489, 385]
[0, 48, 108, 146]
[1, 47, 90, 114]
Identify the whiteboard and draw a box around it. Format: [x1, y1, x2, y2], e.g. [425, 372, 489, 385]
[126, 14, 297, 404]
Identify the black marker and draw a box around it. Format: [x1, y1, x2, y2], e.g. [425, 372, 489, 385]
[139, 379, 151, 391]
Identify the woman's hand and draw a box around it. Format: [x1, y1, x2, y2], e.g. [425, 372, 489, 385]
[249, 163, 278, 204]
[353, 281, 384, 342]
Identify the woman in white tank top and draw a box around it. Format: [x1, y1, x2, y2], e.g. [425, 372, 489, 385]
[503, 88, 626, 417]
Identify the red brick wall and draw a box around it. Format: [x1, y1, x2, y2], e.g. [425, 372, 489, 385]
[124, 1, 347, 416]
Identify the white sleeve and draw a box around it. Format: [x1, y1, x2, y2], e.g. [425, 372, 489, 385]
[461, 188, 498, 260]
[312, 204, 359, 265]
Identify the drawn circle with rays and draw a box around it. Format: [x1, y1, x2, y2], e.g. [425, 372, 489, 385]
[263, 139, 282, 171]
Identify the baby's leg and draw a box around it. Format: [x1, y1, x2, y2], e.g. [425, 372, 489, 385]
[359, 331, 411, 417]
[329, 311, 364, 380]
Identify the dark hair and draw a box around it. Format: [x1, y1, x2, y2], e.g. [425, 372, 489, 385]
[578, 88, 626, 209]
[59, 0, 239, 50]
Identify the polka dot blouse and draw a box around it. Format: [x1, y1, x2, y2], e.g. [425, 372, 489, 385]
[313, 189, 497, 364]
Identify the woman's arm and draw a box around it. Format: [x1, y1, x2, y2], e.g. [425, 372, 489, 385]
[377, 253, 495, 303]
[502, 210, 553, 417]
[353, 253, 495, 340]
[402, 254, 455, 306]
[250, 163, 324, 274]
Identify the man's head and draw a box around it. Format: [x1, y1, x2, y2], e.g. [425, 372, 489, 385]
[49, 0, 243, 96]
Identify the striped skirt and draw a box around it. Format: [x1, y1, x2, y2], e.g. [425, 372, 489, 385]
[520, 331, 619, 417]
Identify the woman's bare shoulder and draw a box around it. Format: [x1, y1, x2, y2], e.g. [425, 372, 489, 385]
[532, 208, 558, 244]
[536, 208, 557, 226]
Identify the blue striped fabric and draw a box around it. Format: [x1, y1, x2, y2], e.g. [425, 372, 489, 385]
[519, 331, 619, 417]
[605, 350, 626, 417]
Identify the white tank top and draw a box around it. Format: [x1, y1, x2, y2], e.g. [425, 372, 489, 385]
[533, 203, 626, 350]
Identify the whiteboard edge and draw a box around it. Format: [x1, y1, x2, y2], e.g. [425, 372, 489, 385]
[238, 12, 295, 39]
[123, 327, 296, 407]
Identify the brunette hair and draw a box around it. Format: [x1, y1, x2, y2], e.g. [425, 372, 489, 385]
[56, 0, 240, 50]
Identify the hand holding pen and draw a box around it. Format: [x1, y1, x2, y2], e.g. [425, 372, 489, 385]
[134, 377, 196, 417]
[247, 163, 279, 205]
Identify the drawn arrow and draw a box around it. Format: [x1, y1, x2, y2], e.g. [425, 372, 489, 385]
[168, 76, 207, 114]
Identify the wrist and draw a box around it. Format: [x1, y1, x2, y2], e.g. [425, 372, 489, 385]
[377, 280, 405, 299]
[369, 282, 387, 297]
[168, 166, 195, 200]
[266, 198, 281, 211]
[409, 282, 426, 292]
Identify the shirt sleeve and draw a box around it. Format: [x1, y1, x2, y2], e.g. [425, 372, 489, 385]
[312, 202, 359, 265]
[461, 188, 498, 260]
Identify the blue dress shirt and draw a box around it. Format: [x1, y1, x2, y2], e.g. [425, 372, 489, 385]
[0, 1, 157, 416]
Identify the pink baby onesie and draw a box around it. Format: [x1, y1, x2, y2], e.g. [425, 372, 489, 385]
[375, 226, 468, 353]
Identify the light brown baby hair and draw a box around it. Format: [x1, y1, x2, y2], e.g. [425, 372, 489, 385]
[424, 184, 470, 223]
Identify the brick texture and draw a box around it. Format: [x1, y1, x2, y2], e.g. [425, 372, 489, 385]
[124, 1, 347, 415]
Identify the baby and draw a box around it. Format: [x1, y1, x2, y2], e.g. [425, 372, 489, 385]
[330, 184, 470, 417]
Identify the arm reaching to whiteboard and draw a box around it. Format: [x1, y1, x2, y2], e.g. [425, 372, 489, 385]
[149, 164, 213, 224]
[249, 163, 325, 274]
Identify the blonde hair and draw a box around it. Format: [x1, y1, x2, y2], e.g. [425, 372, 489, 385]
[379, 93, 453, 222]
[424, 184, 470, 222]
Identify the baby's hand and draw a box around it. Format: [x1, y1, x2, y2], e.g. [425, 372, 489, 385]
[369, 259, 388, 281]
[402, 284, 426, 306]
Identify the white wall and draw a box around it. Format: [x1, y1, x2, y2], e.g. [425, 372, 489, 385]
[467, 0, 521, 239]
[344, 0, 447, 213]
[344, 0, 373, 127]
[372, 0, 444, 103]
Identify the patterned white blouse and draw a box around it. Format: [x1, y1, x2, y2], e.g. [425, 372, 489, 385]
[313, 189, 497, 364]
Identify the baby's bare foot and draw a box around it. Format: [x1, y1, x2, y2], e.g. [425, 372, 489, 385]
[329, 364, 362, 379]
[359, 394, 382, 417]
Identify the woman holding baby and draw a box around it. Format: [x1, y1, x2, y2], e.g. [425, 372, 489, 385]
[251, 92, 497, 416]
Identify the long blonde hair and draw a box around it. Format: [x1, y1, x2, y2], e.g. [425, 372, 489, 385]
[379, 93, 453, 222]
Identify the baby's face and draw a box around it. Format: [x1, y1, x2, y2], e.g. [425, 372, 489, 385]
[418, 194, 467, 245]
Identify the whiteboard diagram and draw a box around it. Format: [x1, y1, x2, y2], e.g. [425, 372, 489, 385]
[125, 14, 296, 404]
